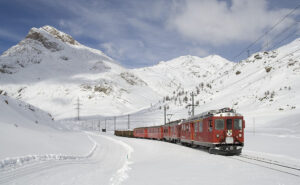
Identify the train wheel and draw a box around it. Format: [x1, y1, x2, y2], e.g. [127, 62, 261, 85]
[208, 148, 217, 154]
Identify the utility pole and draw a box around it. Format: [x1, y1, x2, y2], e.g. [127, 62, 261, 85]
[114, 116, 116, 131]
[247, 49, 250, 58]
[98, 120, 101, 132]
[191, 92, 195, 117]
[253, 117, 255, 136]
[105, 119, 107, 131]
[75, 97, 82, 121]
[167, 114, 173, 123]
[187, 92, 195, 117]
[128, 114, 130, 130]
[164, 105, 166, 125]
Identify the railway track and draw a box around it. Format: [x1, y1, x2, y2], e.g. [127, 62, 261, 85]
[230, 154, 300, 177]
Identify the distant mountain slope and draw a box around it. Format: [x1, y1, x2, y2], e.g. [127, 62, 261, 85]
[146, 38, 300, 131]
[132, 55, 233, 95]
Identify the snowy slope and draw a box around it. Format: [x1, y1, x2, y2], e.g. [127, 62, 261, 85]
[0, 93, 93, 160]
[116, 39, 300, 135]
[131, 55, 233, 95]
[96, 39, 300, 134]
[0, 26, 160, 119]
[0, 26, 234, 119]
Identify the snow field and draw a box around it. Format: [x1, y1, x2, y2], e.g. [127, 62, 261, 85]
[0, 133, 134, 185]
[0, 134, 97, 170]
[113, 134, 300, 185]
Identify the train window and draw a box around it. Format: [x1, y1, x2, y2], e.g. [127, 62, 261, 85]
[194, 122, 197, 133]
[234, 119, 243, 130]
[227, 119, 233, 130]
[199, 121, 203, 132]
[215, 119, 224, 130]
[208, 120, 213, 132]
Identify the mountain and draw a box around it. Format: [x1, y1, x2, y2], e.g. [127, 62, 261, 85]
[0, 25, 299, 133]
[0, 26, 233, 119]
[0, 26, 156, 118]
[143, 38, 300, 133]
[132, 55, 234, 95]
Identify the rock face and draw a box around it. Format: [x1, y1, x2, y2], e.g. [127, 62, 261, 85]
[24, 25, 79, 50]
[26, 29, 62, 52]
[41, 25, 79, 46]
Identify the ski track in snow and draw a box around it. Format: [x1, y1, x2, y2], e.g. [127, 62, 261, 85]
[87, 132, 134, 185]
[0, 134, 98, 170]
[0, 132, 133, 185]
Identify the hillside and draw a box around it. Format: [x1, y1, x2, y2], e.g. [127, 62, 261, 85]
[133, 39, 300, 133]
[0, 93, 93, 161]
[0, 26, 158, 118]
[0, 26, 233, 119]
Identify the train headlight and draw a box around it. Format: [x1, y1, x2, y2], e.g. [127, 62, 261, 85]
[216, 134, 220, 138]
[239, 133, 242, 137]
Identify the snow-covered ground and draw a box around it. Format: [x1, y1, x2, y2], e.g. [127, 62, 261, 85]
[1, 131, 300, 185]
[0, 93, 299, 184]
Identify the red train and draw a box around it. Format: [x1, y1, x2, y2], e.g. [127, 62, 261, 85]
[133, 108, 245, 155]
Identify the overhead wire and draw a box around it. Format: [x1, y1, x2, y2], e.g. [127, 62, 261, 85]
[233, 4, 300, 61]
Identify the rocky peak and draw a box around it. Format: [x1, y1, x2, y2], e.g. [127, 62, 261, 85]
[25, 28, 61, 52]
[41, 25, 79, 46]
[25, 25, 79, 52]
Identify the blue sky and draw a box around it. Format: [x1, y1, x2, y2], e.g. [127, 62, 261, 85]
[0, 0, 299, 68]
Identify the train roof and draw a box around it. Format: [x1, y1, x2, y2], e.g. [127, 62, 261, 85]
[134, 125, 162, 129]
[185, 107, 242, 122]
[164, 119, 185, 126]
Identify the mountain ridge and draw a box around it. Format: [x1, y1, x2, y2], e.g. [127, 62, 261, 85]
[0, 25, 299, 126]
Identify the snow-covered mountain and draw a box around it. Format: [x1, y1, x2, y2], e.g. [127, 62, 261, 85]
[0, 26, 158, 118]
[142, 39, 300, 133]
[0, 25, 299, 131]
[132, 55, 233, 95]
[0, 26, 233, 119]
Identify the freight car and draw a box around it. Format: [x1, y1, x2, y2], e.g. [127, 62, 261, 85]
[120, 108, 245, 155]
[114, 130, 134, 137]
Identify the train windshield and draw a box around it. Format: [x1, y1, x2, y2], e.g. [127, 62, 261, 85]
[234, 119, 243, 130]
[215, 119, 224, 130]
[226, 119, 233, 130]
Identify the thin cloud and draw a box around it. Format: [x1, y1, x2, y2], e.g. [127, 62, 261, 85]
[169, 0, 297, 46]
[0, 28, 23, 41]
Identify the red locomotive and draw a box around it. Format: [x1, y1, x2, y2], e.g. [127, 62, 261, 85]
[132, 108, 245, 155]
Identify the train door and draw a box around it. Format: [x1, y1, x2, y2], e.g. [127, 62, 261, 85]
[198, 120, 203, 142]
[191, 122, 195, 141]
[145, 128, 148, 138]
[208, 119, 213, 142]
[226, 119, 233, 136]
[194, 121, 198, 140]
[225, 119, 234, 144]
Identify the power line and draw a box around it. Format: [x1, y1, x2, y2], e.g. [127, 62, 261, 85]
[233, 4, 300, 61]
[269, 29, 299, 51]
[278, 47, 300, 61]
